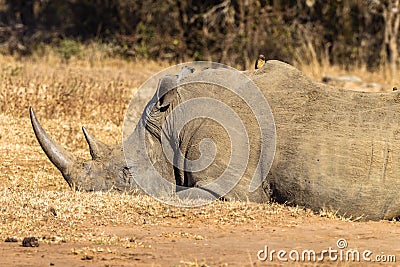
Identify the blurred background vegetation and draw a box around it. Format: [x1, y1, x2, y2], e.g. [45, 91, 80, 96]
[0, 0, 399, 71]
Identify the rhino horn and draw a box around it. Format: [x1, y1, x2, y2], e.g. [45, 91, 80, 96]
[82, 126, 111, 160]
[29, 107, 77, 181]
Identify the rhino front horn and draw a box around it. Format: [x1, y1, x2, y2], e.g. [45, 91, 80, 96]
[29, 107, 77, 178]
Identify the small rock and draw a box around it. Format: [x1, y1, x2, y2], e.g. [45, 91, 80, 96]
[22, 237, 39, 247]
[5, 237, 18, 242]
[81, 255, 94, 260]
[49, 207, 57, 216]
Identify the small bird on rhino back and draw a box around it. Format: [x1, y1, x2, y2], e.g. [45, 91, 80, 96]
[255, 54, 266, 70]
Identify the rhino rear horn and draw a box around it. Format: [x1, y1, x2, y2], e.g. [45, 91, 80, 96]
[82, 126, 111, 160]
[29, 107, 77, 176]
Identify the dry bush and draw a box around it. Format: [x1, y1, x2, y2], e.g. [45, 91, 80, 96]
[1, 0, 391, 71]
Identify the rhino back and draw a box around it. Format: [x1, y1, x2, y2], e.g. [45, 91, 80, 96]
[251, 60, 400, 220]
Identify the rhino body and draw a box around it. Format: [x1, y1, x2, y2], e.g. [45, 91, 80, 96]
[31, 60, 400, 220]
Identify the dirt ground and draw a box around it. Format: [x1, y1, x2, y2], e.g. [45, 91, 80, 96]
[1, 55, 400, 266]
[2, 219, 400, 266]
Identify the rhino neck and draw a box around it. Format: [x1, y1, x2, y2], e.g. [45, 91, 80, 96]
[144, 105, 163, 140]
[123, 106, 178, 193]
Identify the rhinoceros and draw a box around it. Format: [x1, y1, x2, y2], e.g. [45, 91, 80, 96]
[30, 60, 400, 220]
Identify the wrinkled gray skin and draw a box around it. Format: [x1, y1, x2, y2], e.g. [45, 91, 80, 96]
[31, 60, 400, 220]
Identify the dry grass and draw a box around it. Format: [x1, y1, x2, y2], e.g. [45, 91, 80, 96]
[0, 46, 170, 149]
[0, 47, 396, 252]
[292, 39, 399, 91]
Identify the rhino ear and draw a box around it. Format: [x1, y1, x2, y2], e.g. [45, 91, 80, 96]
[156, 75, 178, 110]
[82, 127, 111, 160]
[177, 66, 194, 83]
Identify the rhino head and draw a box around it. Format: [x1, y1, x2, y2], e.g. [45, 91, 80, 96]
[30, 107, 134, 192]
[29, 66, 200, 195]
